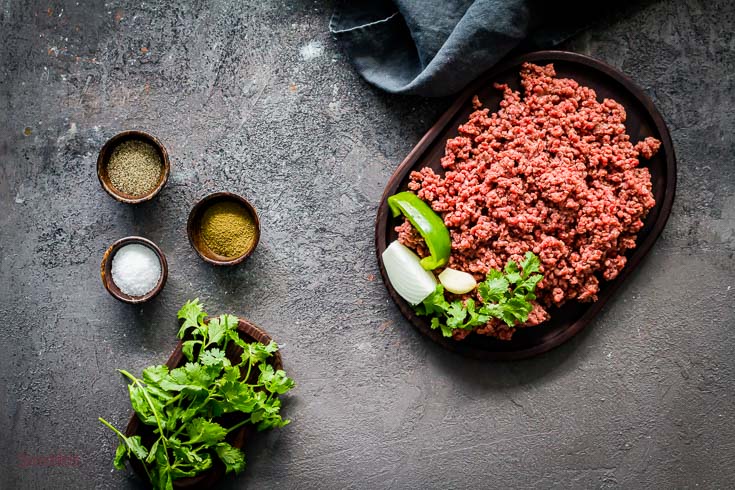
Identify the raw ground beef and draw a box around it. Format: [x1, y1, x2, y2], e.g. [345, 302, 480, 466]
[398, 62, 660, 341]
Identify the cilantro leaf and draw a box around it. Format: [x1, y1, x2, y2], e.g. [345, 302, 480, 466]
[186, 418, 228, 445]
[516, 274, 543, 293]
[428, 313, 462, 338]
[219, 380, 258, 413]
[504, 260, 522, 284]
[206, 316, 226, 347]
[221, 364, 241, 384]
[177, 299, 206, 339]
[215, 443, 246, 474]
[221, 314, 239, 335]
[463, 298, 489, 328]
[241, 341, 278, 367]
[146, 439, 160, 464]
[127, 384, 159, 426]
[184, 362, 216, 387]
[258, 363, 296, 395]
[159, 366, 207, 395]
[478, 303, 501, 317]
[125, 435, 148, 461]
[153, 443, 173, 490]
[445, 301, 467, 328]
[113, 443, 127, 470]
[421, 285, 450, 315]
[499, 308, 517, 326]
[200, 348, 230, 368]
[478, 269, 509, 303]
[181, 340, 200, 362]
[142, 365, 169, 386]
[504, 297, 534, 323]
[165, 406, 184, 432]
[520, 251, 541, 279]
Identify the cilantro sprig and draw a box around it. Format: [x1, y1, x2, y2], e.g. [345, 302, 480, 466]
[99, 300, 295, 490]
[415, 252, 543, 337]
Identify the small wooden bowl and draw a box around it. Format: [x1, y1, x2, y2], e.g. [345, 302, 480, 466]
[124, 318, 283, 489]
[100, 236, 168, 304]
[187, 192, 261, 266]
[97, 130, 170, 204]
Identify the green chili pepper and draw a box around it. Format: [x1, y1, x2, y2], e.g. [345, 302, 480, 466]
[388, 191, 451, 270]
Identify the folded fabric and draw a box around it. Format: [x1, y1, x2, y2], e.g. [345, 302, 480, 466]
[330, 0, 620, 97]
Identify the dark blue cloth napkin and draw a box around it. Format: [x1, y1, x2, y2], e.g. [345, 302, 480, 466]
[330, 0, 611, 97]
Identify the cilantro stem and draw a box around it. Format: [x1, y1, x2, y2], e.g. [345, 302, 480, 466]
[165, 393, 182, 407]
[118, 370, 171, 467]
[243, 351, 254, 382]
[98, 417, 126, 439]
[98, 417, 154, 483]
[226, 418, 251, 434]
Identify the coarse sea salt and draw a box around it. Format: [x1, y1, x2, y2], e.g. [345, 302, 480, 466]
[111, 243, 161, 296]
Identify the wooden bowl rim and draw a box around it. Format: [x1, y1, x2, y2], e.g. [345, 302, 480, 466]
[100, 236, 168, 304]
[97, 130, 171, 204]
[186, 192, 261, 266]
[123, 318, 282, 489]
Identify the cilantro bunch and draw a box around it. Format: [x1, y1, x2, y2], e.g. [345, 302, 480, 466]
[99, 299, 295, 490]
[415, 252, 543, 337]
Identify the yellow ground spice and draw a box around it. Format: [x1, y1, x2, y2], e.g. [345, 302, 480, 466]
[201, 201, 257, 258]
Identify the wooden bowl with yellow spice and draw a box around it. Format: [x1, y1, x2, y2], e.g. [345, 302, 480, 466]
[187, 192, 261, 266]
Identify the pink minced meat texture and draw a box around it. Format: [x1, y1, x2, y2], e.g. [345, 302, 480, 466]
[399, 62, 659, 340]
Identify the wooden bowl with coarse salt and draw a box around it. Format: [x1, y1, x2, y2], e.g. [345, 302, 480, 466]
[187, 192, 261, 266]
[100, 236, 168, 303]
[97, 130, 170, 204]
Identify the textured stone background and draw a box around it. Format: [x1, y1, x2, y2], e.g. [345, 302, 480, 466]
[1, 0, 734, 488]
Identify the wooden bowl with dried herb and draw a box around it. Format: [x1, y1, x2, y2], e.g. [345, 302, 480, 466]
[187, 192, 261, 266]
[97, 130, 170, 204]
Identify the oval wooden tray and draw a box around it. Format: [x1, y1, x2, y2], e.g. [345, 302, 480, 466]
[375, 51, 677, 360]
[124, 318, 282, 488]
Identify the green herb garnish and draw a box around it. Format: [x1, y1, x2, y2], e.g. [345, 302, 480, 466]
[415, 252, 543, 337]
[99, 299, 295, 490]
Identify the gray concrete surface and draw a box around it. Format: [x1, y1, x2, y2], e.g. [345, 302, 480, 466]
[1, 0, 734, 488]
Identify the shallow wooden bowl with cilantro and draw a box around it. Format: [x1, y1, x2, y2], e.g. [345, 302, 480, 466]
[100, 300, 294, 490]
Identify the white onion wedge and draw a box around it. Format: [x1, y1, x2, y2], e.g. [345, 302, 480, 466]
[382, 241, 437, 305]
[438, 268, 477, 294]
